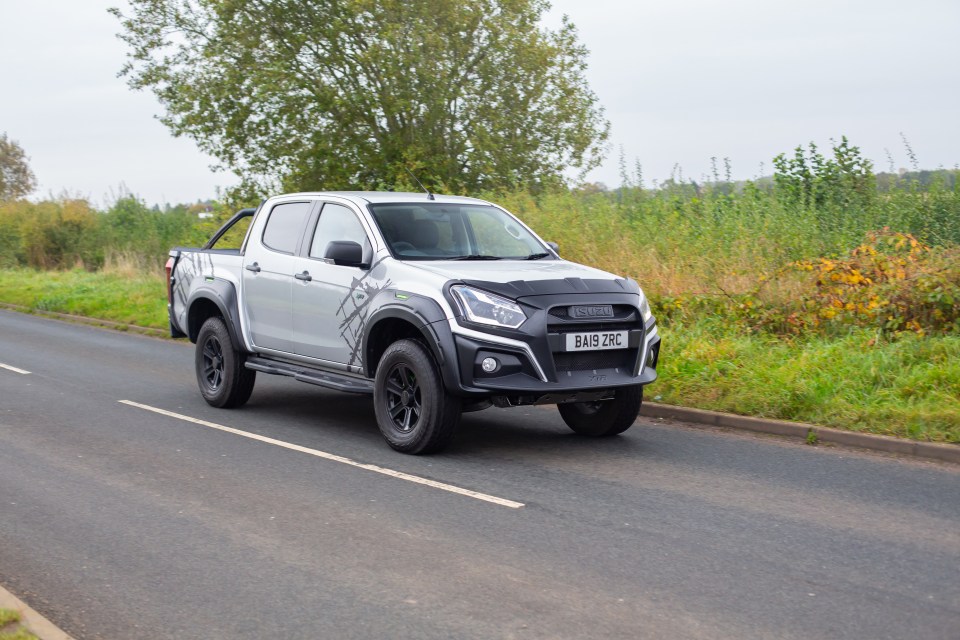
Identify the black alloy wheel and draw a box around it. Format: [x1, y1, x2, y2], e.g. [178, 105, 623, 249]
[373, 339, 461, 454]
[194, 316, 256, 408]
[201, 333, 225, 392]
[384, 363, 422, 433]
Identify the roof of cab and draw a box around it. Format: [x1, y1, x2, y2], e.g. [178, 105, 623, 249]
[272, 191, 491, 206]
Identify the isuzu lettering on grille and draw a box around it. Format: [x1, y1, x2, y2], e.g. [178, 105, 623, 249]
[570, 305, 614, 318]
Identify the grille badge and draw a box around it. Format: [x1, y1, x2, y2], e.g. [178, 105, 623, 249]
[569, 305, 614, 319]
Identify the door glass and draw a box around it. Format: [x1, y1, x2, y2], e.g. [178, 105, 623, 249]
[309, 203, 370, 259]
[262, 202, 312, 254]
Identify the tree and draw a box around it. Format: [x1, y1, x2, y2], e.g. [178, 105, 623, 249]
[111, 0, 609, 194]
[773, 137, 875, 211]
[0, 133, 37, 201]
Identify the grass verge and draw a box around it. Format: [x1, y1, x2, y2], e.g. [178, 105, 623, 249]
[0, 609, 38, 640]
[0, 267, 956, 442]
[656, 320, 959, 442]
[0, 268, 167, 329]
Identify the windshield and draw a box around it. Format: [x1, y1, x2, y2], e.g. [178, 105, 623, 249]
[368, 203, 548, 260]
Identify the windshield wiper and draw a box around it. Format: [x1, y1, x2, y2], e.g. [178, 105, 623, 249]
[525, 252, 551, 260]
[455, 254, 502, 260]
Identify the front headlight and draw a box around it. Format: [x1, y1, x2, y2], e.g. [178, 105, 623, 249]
[451, 285, 527, 329]
[638, 292, 653, 323]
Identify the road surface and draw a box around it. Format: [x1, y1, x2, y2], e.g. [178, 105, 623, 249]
[1, 309, 958, 639]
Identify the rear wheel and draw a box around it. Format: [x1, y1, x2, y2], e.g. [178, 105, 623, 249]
[195, 316, 256, 408]
[558, 385, 643, 437]
[374, 339, 461, 454]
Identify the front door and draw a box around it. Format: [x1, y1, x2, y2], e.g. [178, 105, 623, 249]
[291, 202, 374, 367]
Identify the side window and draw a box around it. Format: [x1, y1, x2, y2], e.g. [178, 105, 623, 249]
[309, 203, 370, 259]
[262, 202, 313, 254]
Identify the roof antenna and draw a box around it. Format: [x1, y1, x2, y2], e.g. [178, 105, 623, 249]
[404, 167, 435, 200]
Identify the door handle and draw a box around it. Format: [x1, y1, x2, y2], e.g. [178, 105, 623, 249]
[245, 262, 261, 273]
[295, 271, 312, 282]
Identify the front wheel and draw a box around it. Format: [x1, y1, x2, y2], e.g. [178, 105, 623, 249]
[558, 385, 643, 437]
[373, 339, 461, 454]
[195, 316, 256, 408]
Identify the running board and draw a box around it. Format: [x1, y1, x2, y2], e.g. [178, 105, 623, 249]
[245, 356, 374, 394]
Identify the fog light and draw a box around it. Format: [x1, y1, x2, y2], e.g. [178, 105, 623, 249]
[481, 357, 499, 373]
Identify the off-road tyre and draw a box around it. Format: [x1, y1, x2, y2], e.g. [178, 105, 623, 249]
[558, 385, 643, 437]
[195, 316, 256, 408]
[374, 339, 461, 454]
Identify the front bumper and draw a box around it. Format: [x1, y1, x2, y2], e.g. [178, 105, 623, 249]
[444, 292, 660, 400]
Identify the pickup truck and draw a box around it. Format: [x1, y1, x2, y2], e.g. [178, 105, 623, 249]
[165, 191, 660, 454]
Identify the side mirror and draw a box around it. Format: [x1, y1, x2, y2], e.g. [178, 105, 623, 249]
[547, 241, 560, 254]
[324, 241, 366, 267]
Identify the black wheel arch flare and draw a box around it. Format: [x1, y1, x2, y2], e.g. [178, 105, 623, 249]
[361, 290, 460, 392]
[186, 280, 244, 350]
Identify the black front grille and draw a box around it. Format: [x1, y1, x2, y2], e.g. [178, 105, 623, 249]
[554, 349, 636, 372]
[550, 322, 636, 334]
[549, 304, 636, 321]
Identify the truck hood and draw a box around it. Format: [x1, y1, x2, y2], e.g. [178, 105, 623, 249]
[409, 258, 618, 283]
[407, 258, 641, 299]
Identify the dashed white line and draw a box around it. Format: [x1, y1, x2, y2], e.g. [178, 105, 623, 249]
[0, 363, 30, 375]
[118, 400, 525, 509]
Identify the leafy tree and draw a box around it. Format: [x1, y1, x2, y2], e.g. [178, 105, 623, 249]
[111, 0, 610, 195]
[773, 137, 875, 212]
[0, 133, 37, 201]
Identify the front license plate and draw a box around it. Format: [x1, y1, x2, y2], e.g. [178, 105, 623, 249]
[565, 330, 628, 352]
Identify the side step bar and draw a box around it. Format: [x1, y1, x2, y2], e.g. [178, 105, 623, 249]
[245, 356, 374, 395]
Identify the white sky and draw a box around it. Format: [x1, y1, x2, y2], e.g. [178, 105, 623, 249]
[1, 0, 958, 206]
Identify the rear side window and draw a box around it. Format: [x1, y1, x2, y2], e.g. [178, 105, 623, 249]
[262, 202, 312, 254]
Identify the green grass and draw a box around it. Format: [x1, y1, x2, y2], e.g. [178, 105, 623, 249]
[0, 609, 38, 640]
[655, 321, 960, 442]
[0, 267, 956, 442]
[0, 267, 168, 329]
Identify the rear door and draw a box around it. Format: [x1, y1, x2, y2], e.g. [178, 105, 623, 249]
[242, 200, 316, 353]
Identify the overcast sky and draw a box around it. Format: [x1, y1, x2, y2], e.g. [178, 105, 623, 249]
[2, 0, 958, 206]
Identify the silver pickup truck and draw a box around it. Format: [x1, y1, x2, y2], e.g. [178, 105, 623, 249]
[166, 191, 660, 454]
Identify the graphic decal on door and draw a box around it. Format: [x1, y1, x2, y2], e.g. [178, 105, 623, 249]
[336, 257, 390, 367]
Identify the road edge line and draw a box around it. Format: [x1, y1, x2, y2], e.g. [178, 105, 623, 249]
[640, 402, 960, 464]
[0, 583, 74, 640]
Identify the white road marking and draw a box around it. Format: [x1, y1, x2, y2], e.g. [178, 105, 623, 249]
[118, 400, 525, 509]
[0, 363, 30, 375]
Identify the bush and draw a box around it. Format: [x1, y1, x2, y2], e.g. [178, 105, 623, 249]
[0, 199, 102, 269]
[653, 230, 960, 339]
[793, 230, 960, 335]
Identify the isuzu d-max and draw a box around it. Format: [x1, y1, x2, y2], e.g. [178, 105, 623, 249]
[165, 191, 660, 454]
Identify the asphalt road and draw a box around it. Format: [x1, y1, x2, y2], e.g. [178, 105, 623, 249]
[1, 309, 958, 639]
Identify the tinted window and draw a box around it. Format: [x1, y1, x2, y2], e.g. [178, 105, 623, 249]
[262, 202, 312, 254]
[369, 203, 543, 260]
[309, 203, 370, 259]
